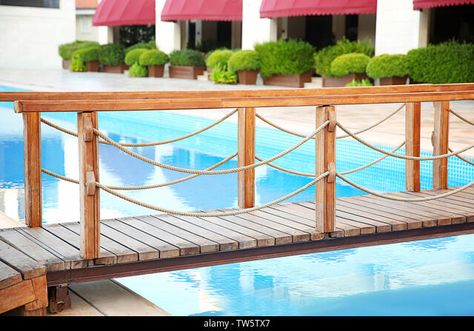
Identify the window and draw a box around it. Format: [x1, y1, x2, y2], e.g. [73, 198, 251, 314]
[0, 0, 60, 9]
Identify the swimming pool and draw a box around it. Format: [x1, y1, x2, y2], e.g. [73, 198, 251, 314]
[1, 85, 474, 315]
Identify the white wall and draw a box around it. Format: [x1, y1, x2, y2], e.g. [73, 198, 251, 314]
[76, 11, 99, 42]
[155, 0, 181, 53]
[0, 0, 75, 69]
[242, 0, 277, 49]
[375, 0, 429, 55]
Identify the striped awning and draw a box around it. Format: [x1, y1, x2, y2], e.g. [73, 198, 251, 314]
[161, 0, 242, 22]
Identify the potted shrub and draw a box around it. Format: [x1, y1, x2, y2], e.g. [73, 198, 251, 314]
[99, 43, 125, 73]
[314, 39, 374, 87]
[228, 50, 260, 85]
[70, 46, 101, 72]
[58, 41, 99, 70]
[346, 79, 373, 87]
[327, 53, 371, 87]
[206, 49, 233, 75]
[210, 63, 237, 84]
[139, 49, 169, 77]
[366, 54, 408, 85]
[406, 41, 474, 84]
[168, 49, 206, 79]
[128, 63, 148, 78]
[255, 40, 314, 88]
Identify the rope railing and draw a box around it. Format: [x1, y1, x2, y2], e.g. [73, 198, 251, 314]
[255, 103, 405, 140]
[451, 110, 474, 126]
[41, 168, 79, 184]
[449, 147, 474, 166]
[337, 121, 474, 161]
[336, 172, 474, 202]
[93, 121, 330, 176]
[40, 108, 238, 147]
[96, 172, 329, 217]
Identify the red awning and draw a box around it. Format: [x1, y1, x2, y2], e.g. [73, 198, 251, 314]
[161, 0, 242, 21]
[414, 0, 474, 9]
[93, 0, 155, 26]
[260, 0, 377, 18]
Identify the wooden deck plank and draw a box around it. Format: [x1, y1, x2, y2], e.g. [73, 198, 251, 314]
[172, 216, 257, 250]
[100, 221, 160, 261]
[107, 219, 179, 259]
[0, 229, 66, 271]
[352, 196, 436, 227]
[0, 239, 45, 279]
[121, 217, 200, 256]
[336, 199, 407, 231]
[202, 216, 275, 247]
[143, 216, 219, 254]
[0, 261, 22, 290]
[216, 211, 292, 245]
[19, 227, 86, 269]
[154, 215, 238, 252]
[44, 224, 116, 265]
[62, 223, 138, 264]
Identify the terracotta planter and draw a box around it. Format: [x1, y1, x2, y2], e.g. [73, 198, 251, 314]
[148, 65, 164, 78]
[62, 59, 71, 70]
[322, 73, 367, 87]
[379, 76, 408, 85]
[169, 65, 205, 79]
[86, 61, 100, 72]
[103, 64, 125, 73]
[263, 72, 313, 88]
[238, 70, 258, 85]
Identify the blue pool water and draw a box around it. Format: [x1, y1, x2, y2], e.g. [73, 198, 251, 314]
[1, 85, 474, 315]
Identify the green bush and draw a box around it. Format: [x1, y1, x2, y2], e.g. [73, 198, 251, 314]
[346, 79, 373, 87]
[255, 40, 314, 78]
[139, 49, 169, 66]
[406, 41, 474, 83]
[128, 63, 148, 77]
[228, 50, 260, 72]
[125, 48, 148, 66]
[210, 64, 237, 84]
[330, 53, 371, 77]
[98, 43, 125, 66]
[70, 46, 100, 72]
[314, 38, 374, 77]
[366, 54, 408, 79]
[58, 41, 99, 60]
[169, 49, 206, 67]
[125, 41, 156, 54]
[206, 49, 233, 69]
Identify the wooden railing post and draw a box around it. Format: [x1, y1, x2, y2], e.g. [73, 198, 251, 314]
[23, 113, 42, 227]
[78, 112, 100, 259]
[315, 105, 336, 233]
[238, 107, 255, 209]
[433, 101, 450, 190]
[405, 102, 421, 192]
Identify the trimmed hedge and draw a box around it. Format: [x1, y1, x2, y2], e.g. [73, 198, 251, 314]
[169, 49, 206, 67]
[406, 41, 474, 83]
[59, 41, 99, 60]
[228, 50, 260, 72]
[255, 40, 314, 78]
[125, 48, 148, 66]
[139, 49, 169, 66]
[98, 43, 125, 66]
[211, 63, 237, 84]
[125, 41, 156, 54]
[128, 63, 148, 77]
[206, 49, 233, 69]
[330, 53, 371, 77]
[314, 39, 374, 77]
[346, 79, 373, 87]
[366, 54, 408, 79]
[70, 46, 100, 72]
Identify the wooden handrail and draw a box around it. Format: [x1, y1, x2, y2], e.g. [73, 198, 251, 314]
[1, 83, 474, 102]
[13, 90, 474, 112]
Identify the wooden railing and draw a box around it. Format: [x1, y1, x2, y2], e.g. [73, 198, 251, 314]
[1, 83, 473, 259]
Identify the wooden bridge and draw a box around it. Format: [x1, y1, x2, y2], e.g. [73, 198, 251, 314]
[0, 84, 473, 315]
